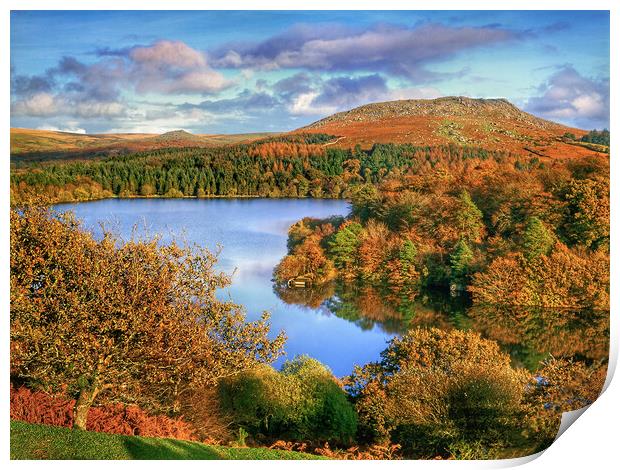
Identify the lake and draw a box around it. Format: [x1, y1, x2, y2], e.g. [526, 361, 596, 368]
[54, 198, 609, 376]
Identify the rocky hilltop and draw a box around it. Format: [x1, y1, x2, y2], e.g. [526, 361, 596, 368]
[304, 97, 559, 131]
[298, 96, 597, 158]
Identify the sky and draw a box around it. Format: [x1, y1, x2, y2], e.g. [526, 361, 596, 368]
[10, 10, 610, 134]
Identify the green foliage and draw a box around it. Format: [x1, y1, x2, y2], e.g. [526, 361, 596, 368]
[11, 143, 518, 205]
[450, 239, 474, 282]
[398, 239, 417, 276]
[455, 190, 484, 242]
[234, 427, 249, 447]
[521, 217, 554, 260]
[220, 356, 357, 444]
[351, 184, 381, 222]
[580, 129, 609, 146]
[328, 222, 363, 271]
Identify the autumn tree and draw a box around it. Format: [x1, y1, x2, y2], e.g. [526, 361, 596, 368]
[469, 244, 609, 308]
[10, 207, 285, 429]
[328, 221, 363, 277]
[560, 178, 609, 249]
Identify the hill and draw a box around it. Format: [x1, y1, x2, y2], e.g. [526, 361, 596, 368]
[10, 421, 323, 460]
[11, 97, 607, 162]
[297, 96, 604, 158]
[151, 129, 202, 142]
[10, 128, 280, 162]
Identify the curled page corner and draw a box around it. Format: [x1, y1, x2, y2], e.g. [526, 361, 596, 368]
[492, 450, 545, 468]
[555, 405, 590, 441]
[489, 406, 593, 468]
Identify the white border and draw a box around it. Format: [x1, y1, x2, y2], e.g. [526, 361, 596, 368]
[2, 2, 616, 469]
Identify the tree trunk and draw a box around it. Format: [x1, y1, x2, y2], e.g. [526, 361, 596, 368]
[73, 384, 99, 430]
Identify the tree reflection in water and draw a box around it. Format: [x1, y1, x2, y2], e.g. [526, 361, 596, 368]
[274, 283, 609, 371]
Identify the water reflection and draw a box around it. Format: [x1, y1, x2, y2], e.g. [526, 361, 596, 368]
[467, 305, 609, 370]
[274, 283, 610, 371]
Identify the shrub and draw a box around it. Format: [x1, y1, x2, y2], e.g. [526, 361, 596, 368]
[347, 328, 530, 459]
[220, 356, 357, 445]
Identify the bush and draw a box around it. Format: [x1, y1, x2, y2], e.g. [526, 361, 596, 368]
[220, 356, 357, 445]
[347, 328, 530, 459]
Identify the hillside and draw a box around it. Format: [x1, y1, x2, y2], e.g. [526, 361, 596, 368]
[11, 97, 607, 162]
[298, 96, 604, 158]
[10, 421, 323, 460]
[10, 128, 280, 162]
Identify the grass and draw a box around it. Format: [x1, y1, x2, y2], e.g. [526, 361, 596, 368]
[10, 421, 324, 460]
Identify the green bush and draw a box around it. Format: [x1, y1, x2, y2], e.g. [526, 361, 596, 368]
[220, 356, 357, 444]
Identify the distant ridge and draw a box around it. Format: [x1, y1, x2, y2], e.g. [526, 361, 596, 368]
[10, 97, 604, 161]
[151, 130, 200, 142]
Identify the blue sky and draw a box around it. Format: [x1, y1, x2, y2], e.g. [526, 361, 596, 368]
[10, 10, 610, 134]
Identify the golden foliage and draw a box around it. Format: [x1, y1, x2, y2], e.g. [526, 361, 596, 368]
[11, 206, 285, 428]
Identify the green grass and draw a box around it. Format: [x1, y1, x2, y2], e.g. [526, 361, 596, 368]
[10, 421, 323, 460]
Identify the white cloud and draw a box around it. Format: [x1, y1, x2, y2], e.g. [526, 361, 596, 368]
[289, 91, 336, 116]
[36, 124, 87, 134]
[12, 93, 58, 116]
[526, 66, 609, 129]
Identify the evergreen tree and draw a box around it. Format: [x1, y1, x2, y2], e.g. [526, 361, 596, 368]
[522, 217, 554, 261]
[455, 190, 484, 242]
[399, 239, 417, 276]
[328, 222, 363, 271]
[450, 239, 474, 283]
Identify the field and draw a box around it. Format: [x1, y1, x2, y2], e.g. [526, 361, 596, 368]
[10, 421, 323, 460]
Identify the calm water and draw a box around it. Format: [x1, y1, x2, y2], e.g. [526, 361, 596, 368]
[55, 198, 391, 376]
[54, 198, 609, 376]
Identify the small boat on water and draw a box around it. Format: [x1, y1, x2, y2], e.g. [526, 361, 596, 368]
[287, 275, 313, 288]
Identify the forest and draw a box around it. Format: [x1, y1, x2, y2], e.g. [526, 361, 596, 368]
[10, 133, 610, 459]
[273, 143, 609, 310]
[11, 135, 522, 205]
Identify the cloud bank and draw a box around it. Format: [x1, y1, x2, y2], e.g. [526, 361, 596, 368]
[212, 23, 521, 81]
[10, 16, 609, 133]
[11, 40, 231, 121]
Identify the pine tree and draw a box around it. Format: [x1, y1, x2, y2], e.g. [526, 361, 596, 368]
[522, 217, 554, 260]
[328, 222, 363, 271]
[455, 190, 484, 242]
[399, 239, 417, 276]
[450, 239, 474, 283]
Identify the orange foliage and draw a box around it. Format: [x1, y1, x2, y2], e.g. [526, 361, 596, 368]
[10, 385, 196, 440]
[249, 142, 325, 158]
